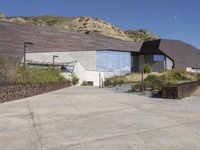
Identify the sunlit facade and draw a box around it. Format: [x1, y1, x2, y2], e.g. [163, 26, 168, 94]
[96, 50, 131, 73]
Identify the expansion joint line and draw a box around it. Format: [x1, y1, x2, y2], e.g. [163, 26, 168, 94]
[26, 100, 43, 150]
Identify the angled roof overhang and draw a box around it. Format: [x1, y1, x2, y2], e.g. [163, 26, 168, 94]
[140, 39, 200, 69]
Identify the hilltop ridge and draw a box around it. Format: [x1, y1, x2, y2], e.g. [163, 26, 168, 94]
[0, 13, 159, 42]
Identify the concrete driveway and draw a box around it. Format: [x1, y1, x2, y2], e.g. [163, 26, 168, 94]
[0, 86, 200, 150]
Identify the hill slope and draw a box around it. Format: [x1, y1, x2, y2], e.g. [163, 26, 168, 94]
[0, 13, 159, 42]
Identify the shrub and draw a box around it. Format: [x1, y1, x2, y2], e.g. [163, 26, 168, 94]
[104, 73, 149, 87]
[10, 67, 66, 84]
[70, 72, 79, 85]
[144, 64, 151, 73]
[144, 74, 163, 90]
[104, 77, 124, 87]
[0, 55, 68, 85]
[143, 70, 192, 91]
[162, 70, 190, 84]
[81, 80, 93, 86]
[104, 78, 112, 86]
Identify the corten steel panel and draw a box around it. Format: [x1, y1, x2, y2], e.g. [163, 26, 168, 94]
[140, 40, 164, 55]
[0, 21, 142, 61]
[141, 39, 200, 69]
[160, 40, 200, 69]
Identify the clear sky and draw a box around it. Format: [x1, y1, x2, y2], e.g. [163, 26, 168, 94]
[0, 0, 199, 49]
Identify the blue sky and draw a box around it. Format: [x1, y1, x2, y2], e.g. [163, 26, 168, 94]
[0, 0, 199, 48]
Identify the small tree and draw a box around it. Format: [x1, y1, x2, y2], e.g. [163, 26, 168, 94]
[70, 72, 79, 85]
[144, 64, 151, 74]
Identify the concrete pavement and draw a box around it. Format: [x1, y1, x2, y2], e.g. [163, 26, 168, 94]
[0, 86, 200, 150]
[192, 87, 200, 97]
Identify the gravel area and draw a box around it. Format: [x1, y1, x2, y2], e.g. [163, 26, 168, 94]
[106, 83, 160, 97]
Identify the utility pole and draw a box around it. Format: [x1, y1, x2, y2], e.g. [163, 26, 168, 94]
[141, 67, 144, 94]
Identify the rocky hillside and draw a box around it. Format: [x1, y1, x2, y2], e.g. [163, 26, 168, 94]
[0, 13, 159, 42]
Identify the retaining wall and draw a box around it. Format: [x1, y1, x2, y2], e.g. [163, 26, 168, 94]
[162, 81, 200, 99]
[0, 81, 71, 103]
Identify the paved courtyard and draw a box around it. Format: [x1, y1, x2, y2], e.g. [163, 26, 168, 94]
[0, 86, 200, 150]
[192, 87, 200, 97]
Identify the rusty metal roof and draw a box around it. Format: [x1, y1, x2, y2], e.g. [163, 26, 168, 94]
[141, 39, 200, 69]
[0, 21, 200, 69]
[0, 21, 142, 60]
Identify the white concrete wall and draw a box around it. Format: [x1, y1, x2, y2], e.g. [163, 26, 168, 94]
[166, 57, 173, 70]
[85, 71, 103, 87]
[73, 62, 87, 85]
[73, 62, 105, 86]
[186, 67, 200, 73]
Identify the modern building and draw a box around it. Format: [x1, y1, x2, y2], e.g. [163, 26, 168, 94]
[0, 21, 200, 86]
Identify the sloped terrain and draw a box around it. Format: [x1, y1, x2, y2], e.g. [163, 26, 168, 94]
[0, 13, 159, 41]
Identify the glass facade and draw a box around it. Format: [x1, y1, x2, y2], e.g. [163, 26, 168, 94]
[153, 55, 165, 62]
[96, 50, 131, 72]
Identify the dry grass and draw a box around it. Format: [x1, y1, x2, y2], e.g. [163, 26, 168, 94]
[155, 70, 199, 82]
[104, 70, 200, 87]
[121, 73, 148, 82]
[104, 73, 149, 86]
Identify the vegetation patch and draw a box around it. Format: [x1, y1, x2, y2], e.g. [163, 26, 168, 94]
[104, 73, 148, 87]
[144, 64, 151, 73]
[124, 29, 159, 41]
[81, 81, 93, 86]
[105, 70, 200, 96]
[0, 55, 67, 85]
[10, 67, 66, 84]
[70, 72, 79, 85]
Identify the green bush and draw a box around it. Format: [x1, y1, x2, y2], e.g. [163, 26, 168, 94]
[81, 80, 93, 86]
[144, 74, 163, 90]
[143, 70, 191, 91]
[70, 72, 79, 85]
[104, 77, 124, 87]
[144, 64, 151, 73]
[10, 67, 66, 84]
[104, 69, 197, 92]
[0, 55, 68, 85]
[162, 70, 190, 84]
[104, 78, 112, 86]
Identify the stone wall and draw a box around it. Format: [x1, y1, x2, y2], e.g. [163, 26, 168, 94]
[162, 81, 200, 99]
[0, 81, 71, 103]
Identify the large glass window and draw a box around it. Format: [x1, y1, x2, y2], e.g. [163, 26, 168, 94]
[96, 50, 131, 72]
[153, 55, 165, 62]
